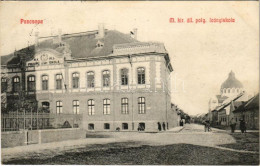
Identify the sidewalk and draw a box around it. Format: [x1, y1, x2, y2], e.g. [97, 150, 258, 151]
[166, 126, 184, 133]
[2, 137, 118, 161]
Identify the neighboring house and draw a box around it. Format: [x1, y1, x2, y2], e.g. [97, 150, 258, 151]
[1, 24, 174, 132]
[233, 94, 259, 130]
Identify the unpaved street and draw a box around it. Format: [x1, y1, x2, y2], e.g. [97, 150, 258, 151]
[2, 124, 259, 165]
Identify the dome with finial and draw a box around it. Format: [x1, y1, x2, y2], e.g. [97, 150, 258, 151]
[220, 71, 243, 90]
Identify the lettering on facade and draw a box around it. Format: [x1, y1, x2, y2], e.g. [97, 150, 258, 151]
[27, 52, 63, 66]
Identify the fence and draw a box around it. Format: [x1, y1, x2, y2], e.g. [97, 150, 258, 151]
[1, 112, 83, 132]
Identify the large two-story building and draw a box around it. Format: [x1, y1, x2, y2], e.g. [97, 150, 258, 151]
[1, 25, 174, 132]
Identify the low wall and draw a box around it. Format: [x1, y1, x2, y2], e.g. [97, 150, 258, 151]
[1, 128, 86, 148]
[1, 131, 26, 148]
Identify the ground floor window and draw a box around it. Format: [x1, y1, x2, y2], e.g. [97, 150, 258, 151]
[104, 123, 110, 130]
[122, 123, 128, 130]
[138, 123, 145, 131]
[88, 123, 94, 130]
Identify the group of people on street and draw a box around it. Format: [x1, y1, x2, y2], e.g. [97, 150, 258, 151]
[203, 118, 247, 133]
[230, 118, 247, 133]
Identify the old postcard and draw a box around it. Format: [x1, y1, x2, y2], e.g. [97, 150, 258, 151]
[0, 1, 259, 165]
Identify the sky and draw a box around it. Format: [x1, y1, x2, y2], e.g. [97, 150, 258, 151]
[0, 1, 259, 115]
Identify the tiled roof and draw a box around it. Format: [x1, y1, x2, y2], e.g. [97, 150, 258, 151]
[233, 94, 259, 113]
[1, 30, 138, 66]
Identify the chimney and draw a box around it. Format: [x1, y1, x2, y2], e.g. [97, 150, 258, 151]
[35, 31, 39, 47]
[58, 29, 62, 44]
[98, 23, 105, 38]
[133, 28, 137, 40]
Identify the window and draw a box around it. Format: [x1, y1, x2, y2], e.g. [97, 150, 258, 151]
[72, 73, 79, 89]
[227, 89, 230, 93]
[223, 89, 226, 93]
[1, 77, 7, 92]
[42, 102, 50, 113]
[237, 89, 239, 93]
[42, 75, 48, 90]
[121, 98, 129, 114]
[88, 99, 95, 115]
[13, 76, 20, 92]
[138, 97, 146, 114]
[103, 99, 110, 115]
[137, 67, 145, 84]
[104, 123, 110, 130]
[87, 72, 94, 88]
[56, 74, 63, 90]
[232, 89, 235, 93]
[103, 70, 110, 87]
[27, 75, 36, 91]
[73, 100, 79, 114]
[122, 123, 128, 130]
[121, 68, 128, 85]
[56, 101, 63, 114]
[88, 123, 94, 130]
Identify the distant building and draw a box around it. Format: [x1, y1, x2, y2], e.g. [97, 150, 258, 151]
[1, 25, 175, 132]
[207, 71, 252, 126]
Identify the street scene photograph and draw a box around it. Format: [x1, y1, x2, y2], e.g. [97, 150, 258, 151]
[0, 1, 259, 165]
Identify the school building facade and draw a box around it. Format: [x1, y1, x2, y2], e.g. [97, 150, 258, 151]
[1, 25, 174, 132]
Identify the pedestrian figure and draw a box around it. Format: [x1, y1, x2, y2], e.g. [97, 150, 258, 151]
[158, 122, 161, 131]
[230, 118, 236, 133]
[180, 119, 183, 126]
[240, 119, 246, 133]
[162, 122, 166, 131]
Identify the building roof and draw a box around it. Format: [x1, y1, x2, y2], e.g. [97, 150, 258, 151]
[220, 71, 243, 90]
[216, 95, 228, 104]
[1, 30, 138, 66]
[234, 93, 259, 113]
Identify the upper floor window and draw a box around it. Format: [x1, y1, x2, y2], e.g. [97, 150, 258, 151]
[103, 99, 110, 115]
[137, 67, 145, 84]
[13, 76, 20, 92]
[27, 75, 36, 91]
[73, 100, 79, 114]
[56, 74, 63, 90]
[121, 68, 128, 85]
[227, 89, 230, 93]
[42, 75, 48, 90]
[121, 98, 129, 114]
[88, 99, 95, 115]
[72, 72, 79, 89]
[87, 72, 95, 88]
[56, 101, 63, 114]
[1, 77, 7, 93]
[138, 97, 145, 114]
[103, 70, 110, 87]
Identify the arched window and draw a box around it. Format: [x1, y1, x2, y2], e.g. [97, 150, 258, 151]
[103, 70, 110, 87]
[56, 101, 63, 114]
[121, 98, 129, 114]
[42, 102, 50, 113]
[1, 77, 7, 93]
[137, 67, 145, 84]
[121, 68, 128, 85]
[223, 89, 226, 93]
[27, 75, 36, 91]
[103, 99, 110, 115]
[88, 99, 95, 115]
[42, 75, 48, 90]
[227, 89, 230, 93]
[13, 76, 20, 92]
[87, 72, 94, 88]
[138, 97, 146, 114]
[72, 72, 79, 88]
[56, 74, 63, 90]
